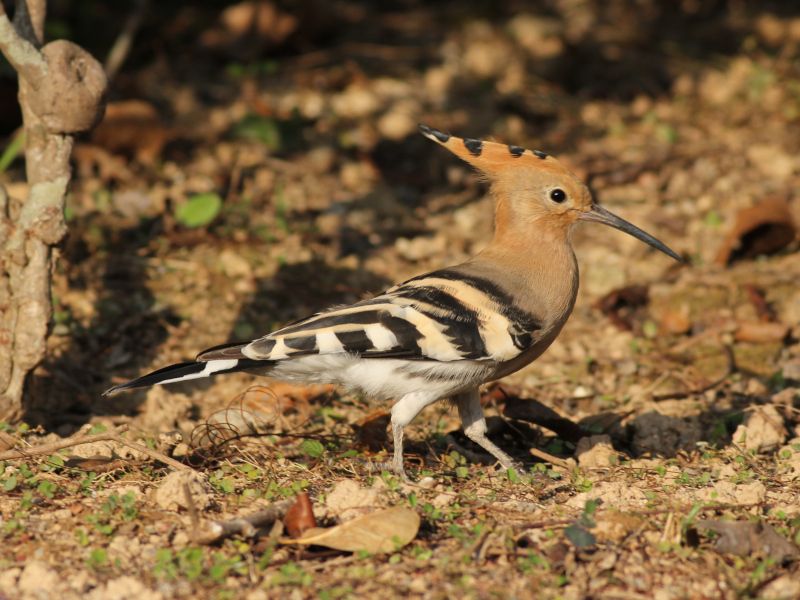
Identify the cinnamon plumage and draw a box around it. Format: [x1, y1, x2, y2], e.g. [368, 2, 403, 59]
[105, 124, 680, 478]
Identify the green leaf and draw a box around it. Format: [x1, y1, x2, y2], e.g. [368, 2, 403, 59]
[300, 439, 325, 459]
[232, 115, 281, 150]
[3, 475, 17, 492]
[176, 193, 222, 228]
[564, 524, 596, 548]
[0, 130, 24, 173]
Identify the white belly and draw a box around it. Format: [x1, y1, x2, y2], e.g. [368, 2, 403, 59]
[269, 354, 495, 400]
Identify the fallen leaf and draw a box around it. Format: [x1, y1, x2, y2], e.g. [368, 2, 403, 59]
[0, 430, 17, 452]
[564, 523, 596, 549]
[695, 519, 799, 562]
[283, 492, 317, 538]
[89, 100, 172, 164]
[715, 197, 797, 266]
[744, 284, 777, 322]
[283, 506, 419, 553]
[734, 321, 789, 343]
[594, 284, 649, 332]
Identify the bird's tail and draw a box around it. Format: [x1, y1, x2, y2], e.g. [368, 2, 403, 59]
[102, 357, 270, 397]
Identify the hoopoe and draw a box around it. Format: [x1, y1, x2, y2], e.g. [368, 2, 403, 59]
[104, 124, 680, 478]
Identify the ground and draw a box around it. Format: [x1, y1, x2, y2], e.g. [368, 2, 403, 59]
[1, 2, 800, 599]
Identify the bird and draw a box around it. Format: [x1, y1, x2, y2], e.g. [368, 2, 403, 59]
[104, 124, 681, 479]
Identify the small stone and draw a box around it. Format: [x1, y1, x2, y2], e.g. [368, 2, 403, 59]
[325, 479, 384, 522]
[760, 574, 800, 600]
[153, 470, 210, 511]
[18, 561, 62, 598]
[576, 435, 618, 469]
[87, 575, 163, 600]
[733, 404, 787, 453]
[377, 106, 416, 141]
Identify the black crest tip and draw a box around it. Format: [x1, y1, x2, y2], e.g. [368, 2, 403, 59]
[418, 123, 450, 143]
[463, 138, 483, 156]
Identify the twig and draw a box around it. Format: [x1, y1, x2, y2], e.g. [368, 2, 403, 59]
[529, 447, 573, 470]
[193, 499, 295, 545]
[183, 481, 200, 530]
[104, 0, 148, 80]
[0, 2, 47, 83]
[0, 424, 191, 471]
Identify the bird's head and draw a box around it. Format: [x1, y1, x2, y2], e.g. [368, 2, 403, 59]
[420, 124, 681, 261]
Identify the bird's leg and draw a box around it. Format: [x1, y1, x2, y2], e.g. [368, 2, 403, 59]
[453, 388, 521, 471]
[389, 391, 440, 481]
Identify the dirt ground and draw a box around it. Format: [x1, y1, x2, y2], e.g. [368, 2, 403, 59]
[2, 1, 800, 598]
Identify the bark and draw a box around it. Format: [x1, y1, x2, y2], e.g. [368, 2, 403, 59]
[0, 2, 107, 421]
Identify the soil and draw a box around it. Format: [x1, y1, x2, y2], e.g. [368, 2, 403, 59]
[1, 2, 800, 598]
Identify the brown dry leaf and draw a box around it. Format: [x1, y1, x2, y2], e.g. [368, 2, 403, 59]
[283, 492, 317, 538]
[0, 430, 17, 452]
[715, 197, 797, 266]
[695, 519, 799, 562]
[594, 284, 649, 332]
[734, 321, 789, 343]
[283, 506, 420, 554]
[90, 100, 173, 164]
[352, 410, 390, 451]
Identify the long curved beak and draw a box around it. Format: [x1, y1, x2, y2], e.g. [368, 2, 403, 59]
[580, 204, 682, 262]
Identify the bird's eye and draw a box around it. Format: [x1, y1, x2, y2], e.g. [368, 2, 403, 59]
[550, 188, 567, 203]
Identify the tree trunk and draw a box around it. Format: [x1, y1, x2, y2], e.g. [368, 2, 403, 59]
[0, 1, 106, 422]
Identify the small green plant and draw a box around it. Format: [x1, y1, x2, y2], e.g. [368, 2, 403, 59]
[86, 547, 108, 570]
[176, 193, 223, 228]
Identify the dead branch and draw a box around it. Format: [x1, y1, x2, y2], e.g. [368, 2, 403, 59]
[0, 1, 107, 421]
[0, 424, 191, 472]
[105, 0, 148, 80]
[193, 499, 295, 545]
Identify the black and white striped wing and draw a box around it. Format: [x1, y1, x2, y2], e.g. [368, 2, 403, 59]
[199, 269, 541, 364]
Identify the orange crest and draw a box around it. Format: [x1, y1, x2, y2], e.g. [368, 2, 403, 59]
[418, 124, 567, 178]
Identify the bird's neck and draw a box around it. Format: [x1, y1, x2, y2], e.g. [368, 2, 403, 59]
[474, 218, 579, 329]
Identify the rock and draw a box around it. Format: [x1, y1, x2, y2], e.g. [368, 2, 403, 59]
[331, 84, 380, 119]
[377, 105, 416, 141]
[760, 574, 800, 600]
[698, 481, 767, 505]
[576, 435, 618, 469]
[733, 404, 787, 453]
[18, 561, 62, 599]
[152, 470, 210, 511]
[746, 144, 797, 180]
[325, 479, 385, 522]
[566, 481, 649, 510]
[88, 576, 163, 600]
[219, 249, 253, 279]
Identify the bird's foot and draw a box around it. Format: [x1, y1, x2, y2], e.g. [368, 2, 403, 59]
[351, 459, 411, 482]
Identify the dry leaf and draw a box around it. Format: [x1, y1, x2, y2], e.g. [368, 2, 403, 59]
[594, 284, 649, 332]
[734, 321, 789, 343]
[715, 197, 797, 266]
[283, 506, 420, 553]
[284, 492, 317, 538]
